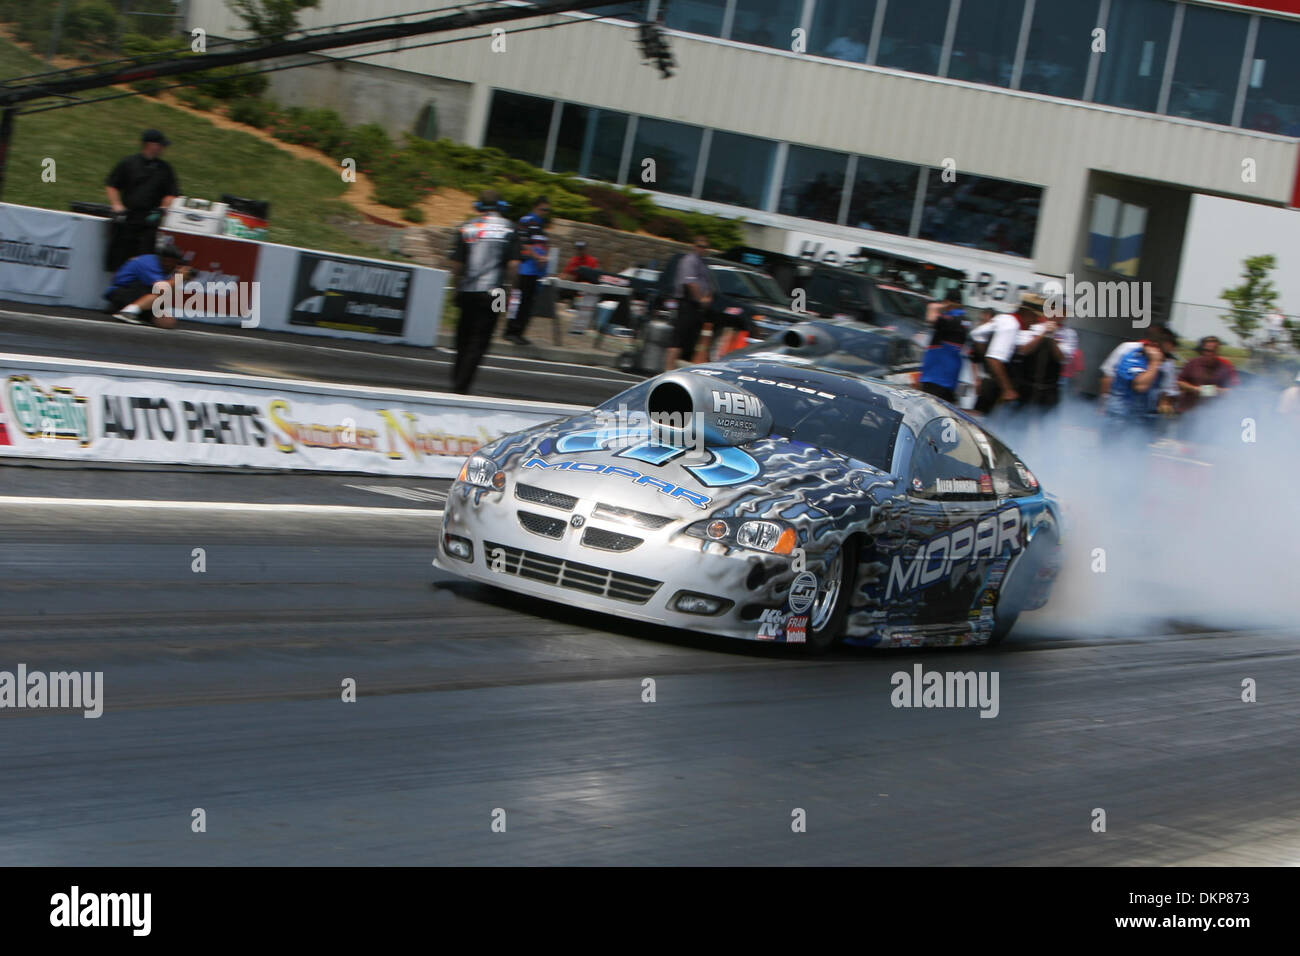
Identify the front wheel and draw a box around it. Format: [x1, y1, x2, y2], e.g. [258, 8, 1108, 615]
[805, 545, 858, 654]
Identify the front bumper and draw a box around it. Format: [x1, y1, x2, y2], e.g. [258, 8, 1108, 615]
[435, 479, 803, 642]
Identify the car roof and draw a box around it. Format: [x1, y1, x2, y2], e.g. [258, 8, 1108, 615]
[694, 359, 949, 432]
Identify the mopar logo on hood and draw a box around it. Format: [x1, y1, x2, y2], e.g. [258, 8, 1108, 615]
[522, 458, 712, 508]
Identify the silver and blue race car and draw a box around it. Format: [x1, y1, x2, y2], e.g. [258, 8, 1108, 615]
[435, 361, 1062, 650]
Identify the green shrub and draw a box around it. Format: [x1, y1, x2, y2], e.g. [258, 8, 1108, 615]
[372, 179, 420, 209]
[336, 123, 393, 172]
[175, 86, 215, 111]
[63, 0, 118, 44]
[227, 97, 274, 128]
[270, 106, 349, 155]
[401, 206, 426, 223]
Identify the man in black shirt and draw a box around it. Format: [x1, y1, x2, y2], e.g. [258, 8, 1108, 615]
[104, 129, 179, 271]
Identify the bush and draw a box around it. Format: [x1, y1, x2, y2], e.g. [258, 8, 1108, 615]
[337, 123, 394, 173]
[175, 87, 215, 111]
[372, 179, 420, 209]
[401, 206, 426, 223]
[63, 0, 118, 44]
[227, 97, 274, 128]
[269, 106, 349, 155]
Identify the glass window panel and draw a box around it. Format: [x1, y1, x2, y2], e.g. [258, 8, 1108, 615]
[1114, 203, 1147, 277]
[483, 90, 553, 167]
[947, 0, 1025, 87]
[1093, 0, 1176, 113]
[631, 117, 704, 196]
[553, 104, 629, 182]
[1085, 194, 1146, 276]
[1166, 4, 1249, 125]
[1242, 17, 1300, 135]
[1019, 0, 1098, 98]
[701, 131, 778, 209]
[920, 170, 1040, 258]
[581, 3, 649, 20]
[847, 155, 918, 236]
[810, 0, 877, 63]
[664, 0, 726, 38]
[875, 0, 952, 76]
[778, 145, 850, 224]
[730, 0, 801, 50]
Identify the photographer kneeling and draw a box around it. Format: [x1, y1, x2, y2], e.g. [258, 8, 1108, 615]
[103, 241, 193, 329]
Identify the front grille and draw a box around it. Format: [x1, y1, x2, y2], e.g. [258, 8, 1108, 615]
[517, 510, 566, 539]
[484, 541, 661, 604]
[515, 483, 578, 511]
[581, 526, 644, 552]
[592, 502, 674, 529]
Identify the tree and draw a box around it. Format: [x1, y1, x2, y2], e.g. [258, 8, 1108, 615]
[1220, 254, 1279, 349]
[226, 0, 320, 42]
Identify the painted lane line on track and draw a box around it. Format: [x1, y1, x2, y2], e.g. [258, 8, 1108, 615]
[0, 496, 442, 517]
[343, 483, 448, 503]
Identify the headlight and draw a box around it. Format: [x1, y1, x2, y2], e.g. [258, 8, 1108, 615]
[688, 518, 797, 555]
[736, 520, 797, 554]
[459, 453, 506, 490]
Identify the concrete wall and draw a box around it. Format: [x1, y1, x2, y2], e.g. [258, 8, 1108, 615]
[265, 55, 472, 142]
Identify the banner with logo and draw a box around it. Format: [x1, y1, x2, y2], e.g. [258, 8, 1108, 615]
[289, 252, 414, 338]
[0, 204, 75, 298]
[0, 365, 575, 478]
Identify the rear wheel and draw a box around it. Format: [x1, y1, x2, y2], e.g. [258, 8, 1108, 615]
[805, 544, 857, 653]
[989, 534, 1053, 645]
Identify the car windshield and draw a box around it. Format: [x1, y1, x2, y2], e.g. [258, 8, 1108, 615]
[711, 266, 785, 304]
[598, 372, 903, 471]
[742, 331, 919, 373]
[876, 287, 929, 321]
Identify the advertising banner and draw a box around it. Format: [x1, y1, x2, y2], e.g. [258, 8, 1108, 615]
[0, 203, 75, 298]
[158, 230, 262, 318]
[289, 252, 414, 337]
[0, 364, 574, 478]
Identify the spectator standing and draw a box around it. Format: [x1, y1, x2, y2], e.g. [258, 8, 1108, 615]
[103, 240, 192, 329]
[504, 196, 551, 345]
[1099, 324, 1178, 411]
[104, 129, 179, 272]
[665, 235, 717, 371]
[918, 289, 967, 403]
[1013, 293, 1076, 411]
[449, 190, 519, 394]
[1177, 336, 1239, 413]
[968, 302, 1022, 414]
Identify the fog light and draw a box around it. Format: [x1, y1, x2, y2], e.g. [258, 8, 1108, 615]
[672, 591, 733, 616]
[443, 533, 473, 562]
[706, 520, 728, 539]
[491, 471, 506, 491]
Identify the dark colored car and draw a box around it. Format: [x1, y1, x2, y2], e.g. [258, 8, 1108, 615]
[651, 253, 805, 338]
[720, 246, 932, 336]
[731, 319, 922, 386]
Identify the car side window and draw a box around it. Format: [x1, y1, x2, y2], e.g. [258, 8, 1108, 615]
[908, 417, 994, 501]
[986, 433, 1039, 498]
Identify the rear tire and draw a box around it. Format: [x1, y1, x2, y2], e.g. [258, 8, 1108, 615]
[805, 544, 858, 654]
[988, 534, 1053, 645]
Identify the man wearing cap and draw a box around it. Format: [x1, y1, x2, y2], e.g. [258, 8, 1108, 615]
[104, 129, 179, 271]
[561, 240, 600, 280]
[102, 241, 193, 329]
[967, 301, 1022, 415]
[1013, 292, 1076, 411]
[449, 189, 520, 394]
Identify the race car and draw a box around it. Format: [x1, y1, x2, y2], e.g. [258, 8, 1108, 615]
[434, 361, 1062, 650]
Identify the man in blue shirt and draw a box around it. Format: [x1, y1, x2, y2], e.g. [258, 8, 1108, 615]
[504, 196, 551, 346]
[919, 289, 967, 403]
[103, 241, 191, 328]
[1105, 336, 1173, 440]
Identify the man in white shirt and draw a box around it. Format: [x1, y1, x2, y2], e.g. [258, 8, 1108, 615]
[1015, 294, 1078, 409]
[969, 303, 1022, 414]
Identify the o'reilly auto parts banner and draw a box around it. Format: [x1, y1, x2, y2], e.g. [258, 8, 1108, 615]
[0, 203, 75, 298]
[0, 368, 563, 478]
[289, 252, 413, 337]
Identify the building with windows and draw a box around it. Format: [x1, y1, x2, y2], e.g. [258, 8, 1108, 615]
[191, 0, 1300, 357]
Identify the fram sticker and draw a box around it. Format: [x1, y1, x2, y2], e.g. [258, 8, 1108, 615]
[785, 615, 807, 643]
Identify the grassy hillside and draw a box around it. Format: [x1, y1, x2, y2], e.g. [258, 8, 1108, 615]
[0, 37, 390, 260]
